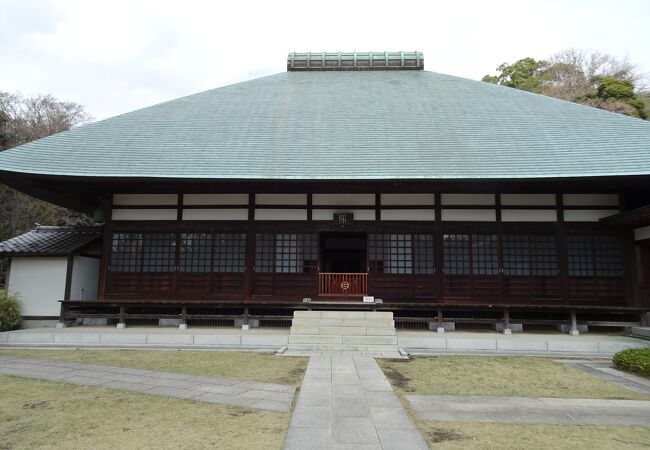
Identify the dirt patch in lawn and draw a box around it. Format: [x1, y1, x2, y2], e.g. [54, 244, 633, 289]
[416, 420, 650, 449]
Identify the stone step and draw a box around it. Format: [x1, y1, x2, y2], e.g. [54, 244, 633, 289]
[287, 344, 401, 352]
[631, 327, 650, 341]
[288, 334, 398, 346]
[290, 326, 396, 336]
[291, 318, 395, 328]
[294, 311, 393, 319]
[287, 310, 399, 351]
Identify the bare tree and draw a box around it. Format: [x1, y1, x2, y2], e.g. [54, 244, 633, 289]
[544, 49, 647, 101]
[0, 92, 95, 245]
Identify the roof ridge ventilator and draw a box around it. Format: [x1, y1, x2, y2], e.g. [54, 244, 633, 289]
[287, 51, 424, 71]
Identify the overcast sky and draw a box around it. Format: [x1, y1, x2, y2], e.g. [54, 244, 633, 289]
[2, 0, 649, 120]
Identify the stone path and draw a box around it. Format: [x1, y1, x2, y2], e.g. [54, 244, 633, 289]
[407, 394, 650, 426]
[556, 358, 650, 395]
[0, 355, 295, 412]
[284, 354, 428, 450]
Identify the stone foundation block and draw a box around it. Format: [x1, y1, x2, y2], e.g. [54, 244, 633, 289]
[494, 323, 523, 333]
[234, 319, 260, 328]
[427, 321, 455, 332]
[556, 324, 588, 334]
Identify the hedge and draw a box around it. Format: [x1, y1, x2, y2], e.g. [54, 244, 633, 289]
[0, 289, 21, 332]
[612, 348, 650, 379]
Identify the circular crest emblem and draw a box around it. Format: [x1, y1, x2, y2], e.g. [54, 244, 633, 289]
[340, 280, 351, 290]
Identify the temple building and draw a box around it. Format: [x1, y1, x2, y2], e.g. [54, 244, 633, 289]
[1, 51, 649, 333]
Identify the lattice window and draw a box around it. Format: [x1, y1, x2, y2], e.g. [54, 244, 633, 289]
[567, 235, 594, 276]
[568, 234, 623, 277]
[255, 233, 317, 273]
[413, 234, 434, 274]
[142, 233, 176, 272]
[368, 234, 423, 274]
[531, 235, 557, 276]
[180, 233, 212, 272]
[214, 233, 246, 273]
[472, 234, 498, 275]
[503, 234, 557, 276]
[443, 234, 470, 275]
[444, 234, 498, 275]
[503, 234, 528, 276]
[110, 233, 143, 272]
[255, 233, 275, 273]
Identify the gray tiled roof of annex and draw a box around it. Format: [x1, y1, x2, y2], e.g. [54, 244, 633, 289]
[0, 226, 102, 256]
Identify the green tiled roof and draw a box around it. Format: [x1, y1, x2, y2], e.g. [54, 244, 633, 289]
[1, 70, 649, 180]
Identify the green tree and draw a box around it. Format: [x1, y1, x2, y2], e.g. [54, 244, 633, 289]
[482, 57, 549, 93]
[482, 49, 647, 120]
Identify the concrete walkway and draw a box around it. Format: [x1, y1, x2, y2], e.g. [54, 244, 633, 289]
[0, 355, 295, 412]
[556, 358, 650, 395]
[407, 394, 650, 426]
[284, 354, 428, 450]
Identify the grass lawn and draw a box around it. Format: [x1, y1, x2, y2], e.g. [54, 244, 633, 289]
[0, 349, 308, 386]
[0, 375, 290, 450]
[415, 420, 650, 449]
[379, 356, 650, 448]
[378, 356, 649, 399]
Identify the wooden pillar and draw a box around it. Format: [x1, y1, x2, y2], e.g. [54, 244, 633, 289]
[97, 197, 113, 301]
[244, 193, 256, 301]
[569, 309, 579, 336]
[496, 194, 505, 300]
[180, 304, 187, 329]
[375, 193, 381, 221]
[503, 308, 511, 334]
[117, 305, 126, 329]
[57, 301, 67, 328]
[434, 193, 444, 300]
[64, 255, 74, 301]
[556, 193, 569, 302]
[622, 229, 638, 306]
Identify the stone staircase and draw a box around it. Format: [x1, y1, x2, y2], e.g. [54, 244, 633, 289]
[287, 310, 399, 352]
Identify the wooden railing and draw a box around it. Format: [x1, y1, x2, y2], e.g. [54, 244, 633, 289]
[318, 272, 368, 296]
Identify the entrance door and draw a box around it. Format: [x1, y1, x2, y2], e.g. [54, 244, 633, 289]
[319, 232, 368, 296]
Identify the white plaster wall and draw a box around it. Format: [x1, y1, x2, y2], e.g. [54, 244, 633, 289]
[442, 209, 496, 221]
[70, 256, 100, 301]
[442, 194, 495, 205]
[381, 194, 434, 206]
[7, 257, 67, 316]
[183, 193, 248, 205]
[501, 210, 557, 222]
[381, 210, 435, 221]
[501, 194, 555, 206]
[564, 210, 620, 222]
[563, 194, 619, 206]
[255, 194, 307, 205]
[112, 209, 177, 221]
[182, 209, 248, 220]
[254, 209, 308, 220]
[113, 194, 178, 205]
[312, 194, 375, 206]
[312, 209, 376, 221]
[634, 226, 650, 241]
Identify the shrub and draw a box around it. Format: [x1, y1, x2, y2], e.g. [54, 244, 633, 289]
[613, 348, 650, 379]
[0, 289, 21, 331]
